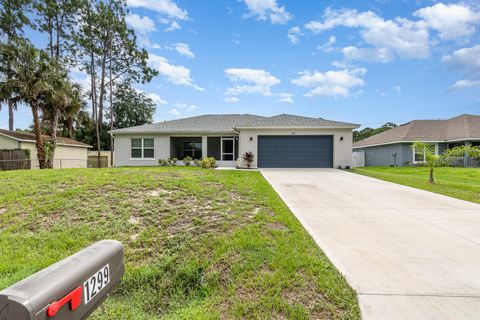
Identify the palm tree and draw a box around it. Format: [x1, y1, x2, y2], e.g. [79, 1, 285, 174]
[0, 39, 54, 168]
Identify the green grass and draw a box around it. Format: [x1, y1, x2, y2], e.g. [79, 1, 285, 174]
[351, 166, 480, 204]
[0, 167, 359, 319]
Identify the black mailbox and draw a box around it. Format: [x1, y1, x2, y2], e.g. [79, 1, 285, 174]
[0, 240, 124, 320]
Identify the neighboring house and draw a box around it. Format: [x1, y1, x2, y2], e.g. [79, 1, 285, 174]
[109, 113, 359, 168]
[353, 114, 480, 167]
[0, 129, 91, 169]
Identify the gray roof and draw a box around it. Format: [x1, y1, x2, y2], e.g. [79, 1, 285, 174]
[109, 114, 266, 134]
[110, 113, 359, 134]
[353, 114, 480, 148]
[234, 113, 359, 128]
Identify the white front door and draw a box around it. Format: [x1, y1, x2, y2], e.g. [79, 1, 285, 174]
[220, 137, 235, 166]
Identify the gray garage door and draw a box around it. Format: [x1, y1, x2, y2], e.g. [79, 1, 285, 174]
[258, 135, 333, 168]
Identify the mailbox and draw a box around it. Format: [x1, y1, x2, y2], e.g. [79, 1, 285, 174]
[0, 240, 124, 320]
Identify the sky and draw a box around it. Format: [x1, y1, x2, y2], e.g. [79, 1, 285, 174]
[1, 0, 480, 130]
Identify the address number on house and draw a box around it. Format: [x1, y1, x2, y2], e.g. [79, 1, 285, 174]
[83, 264, 110, 304]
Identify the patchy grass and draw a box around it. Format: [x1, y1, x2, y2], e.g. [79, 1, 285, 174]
[0, 167, 359, 319]
[351, 166, 480, 204]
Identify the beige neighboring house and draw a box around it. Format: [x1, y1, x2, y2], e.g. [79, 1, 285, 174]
[109, 113, 359, 168]
[0, 129, 91, 169]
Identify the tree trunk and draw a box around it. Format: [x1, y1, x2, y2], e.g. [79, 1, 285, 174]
[429, 168, 434, 184]
[67, 115, 74, 138]
[31, 103, 47, 169]
[46, 108, 60, 169]
[8, 99, 14, 131]
[109, 45, 114, 167]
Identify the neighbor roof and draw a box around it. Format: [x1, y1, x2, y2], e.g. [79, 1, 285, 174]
[0, 129, 91, 148]
[353, 114, 480, 148]
[109, 113, 359, 134]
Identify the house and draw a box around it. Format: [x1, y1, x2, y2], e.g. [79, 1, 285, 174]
[353, 114, 480, 167]
[0, 129, 91, 169]
[109, 113, 359, 168]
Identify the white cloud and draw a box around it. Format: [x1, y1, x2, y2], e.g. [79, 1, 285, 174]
[243, 0, 292, 24]
[305, 8, 430, 62]
[391, 85, 401, 93]
[147, 93, 168, 105]
[277, 93, 294, 103]
[165, 20, 181, 32]
[413, 3, 480, 41]
[173, 43, 194, 58]
[224, 97, 240, 103]
[317, 35, 337, 52]
[169, 103, 197, 116]
[287, 26, 302, 44]
[442, 44, 480, 74]
[127, 0, 188, 20]
[148, 54, 204, 91]
[224, 68, 280, 96]
[292, 67, 367, 97]
[342, 46, 394, 63]
[448, 79, 480, 90]
[126, 14, 156, 34]
[135, 89, 168, 105]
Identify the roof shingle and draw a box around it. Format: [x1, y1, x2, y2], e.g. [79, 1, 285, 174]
[109, 113, 358, 134]
[353, 114, 480, 148]
[0, 129, 91, 148]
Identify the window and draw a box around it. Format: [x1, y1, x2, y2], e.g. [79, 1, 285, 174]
[131, 138, 154, 159]
[413, 143, 437, 163]
[182, 141, 202, 159]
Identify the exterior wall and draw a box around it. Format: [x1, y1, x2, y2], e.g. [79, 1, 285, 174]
[0, 134, 20, 149]
[238, 128, 354, 168]
[18, 141, 88, 169]
[355, 143, 413, 167]
[113, 134, 169, 167]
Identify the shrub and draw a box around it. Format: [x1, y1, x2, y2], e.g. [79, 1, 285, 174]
[183, 156, 193, 166]
[193, 159, 200, 167]
[158, 159, 169, 166]
[242, 151, 254, 168]
[169, 158, 178, 166]
[199, 157, 216, 169]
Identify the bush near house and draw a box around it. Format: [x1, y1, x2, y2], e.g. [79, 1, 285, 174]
[0, 167, 359, 319]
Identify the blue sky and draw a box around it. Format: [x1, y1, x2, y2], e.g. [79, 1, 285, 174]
[2, 0, 480, 130]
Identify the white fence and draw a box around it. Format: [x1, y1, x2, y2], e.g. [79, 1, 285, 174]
[352, 151, 365, 167]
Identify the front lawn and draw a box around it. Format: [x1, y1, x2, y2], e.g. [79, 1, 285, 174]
[351, 167, 480, 204]
[0, 167, 359, 319]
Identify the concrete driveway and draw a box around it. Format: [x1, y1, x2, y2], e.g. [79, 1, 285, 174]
[261, 169, 480, 320]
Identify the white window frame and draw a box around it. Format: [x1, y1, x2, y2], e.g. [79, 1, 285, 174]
[130, 138, 155, 160]
[412, 143, 438, 164]
[220, 137, 235, 161]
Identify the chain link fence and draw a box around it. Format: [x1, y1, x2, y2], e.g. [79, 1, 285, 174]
[0, 158, 111, 171]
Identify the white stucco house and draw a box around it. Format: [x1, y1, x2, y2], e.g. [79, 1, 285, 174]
[109, 113, 359, 168]
[0, 129, 91, 169]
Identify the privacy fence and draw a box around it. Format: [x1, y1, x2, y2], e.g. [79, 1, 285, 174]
[0, 149, 31, 171]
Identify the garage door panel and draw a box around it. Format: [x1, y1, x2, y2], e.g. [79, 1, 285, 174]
[258, 135, 333, 168]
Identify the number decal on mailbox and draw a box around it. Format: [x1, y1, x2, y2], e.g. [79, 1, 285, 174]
[83, 265, 110, 304]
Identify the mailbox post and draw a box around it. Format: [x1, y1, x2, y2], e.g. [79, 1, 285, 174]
[0, 240, 124, 320]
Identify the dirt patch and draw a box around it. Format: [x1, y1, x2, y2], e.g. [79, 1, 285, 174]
[266, 221, 289, 231]
[0, 207, 6, 215]
[146, 188, 172, 197]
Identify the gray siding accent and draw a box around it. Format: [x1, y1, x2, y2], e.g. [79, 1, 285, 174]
[356, 143, 413, 166]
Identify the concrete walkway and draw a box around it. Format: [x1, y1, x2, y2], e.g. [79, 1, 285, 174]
[261, 169, 480, 320]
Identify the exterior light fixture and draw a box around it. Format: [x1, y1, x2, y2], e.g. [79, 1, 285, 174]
[340, 136, 344, 141]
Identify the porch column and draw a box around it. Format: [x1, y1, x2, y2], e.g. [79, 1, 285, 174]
[202, 136, 207, 158]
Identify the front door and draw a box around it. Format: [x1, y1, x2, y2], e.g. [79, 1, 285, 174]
[221, 137, 235, 163]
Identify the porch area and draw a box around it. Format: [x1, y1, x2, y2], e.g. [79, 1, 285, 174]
[170, 136, 239, 167]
